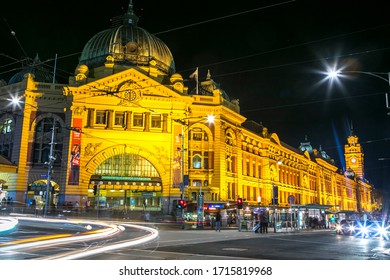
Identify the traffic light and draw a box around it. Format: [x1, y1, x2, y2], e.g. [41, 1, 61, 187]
[237, 197, 243, 209]
[93, 185, 97, 196]
[177, 199, 187, 209]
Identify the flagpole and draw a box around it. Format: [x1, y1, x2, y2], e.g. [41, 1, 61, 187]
[196, 67, 199, 94]
[190, 67, 199, 94]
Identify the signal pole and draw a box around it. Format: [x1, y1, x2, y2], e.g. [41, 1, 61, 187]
[44, 120, 56, 217]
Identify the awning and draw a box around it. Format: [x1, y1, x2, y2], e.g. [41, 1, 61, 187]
[290, 203, 333, 210]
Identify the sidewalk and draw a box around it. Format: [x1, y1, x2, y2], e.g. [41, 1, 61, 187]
[153, 220, 333, 235]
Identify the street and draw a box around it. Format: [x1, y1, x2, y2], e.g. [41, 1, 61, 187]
[1, 217, 389, 260]
[85, 226, 390, 260]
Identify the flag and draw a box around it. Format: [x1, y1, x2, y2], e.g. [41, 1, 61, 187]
[189, 67, 198, 79]
[189, 67, 199, 94]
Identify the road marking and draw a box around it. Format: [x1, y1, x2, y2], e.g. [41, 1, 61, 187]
[222, 247, 248, 251]
[371, 247, 390, 255]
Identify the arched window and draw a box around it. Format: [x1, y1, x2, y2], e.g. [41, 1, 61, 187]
[33, 117, 63, 164]
[94, 153, 160, 178]
[192, 154, 202, 169]
[0, 118, 14, 159]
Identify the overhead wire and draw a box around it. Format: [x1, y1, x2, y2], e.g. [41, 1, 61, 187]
[153, 0, 296, 35]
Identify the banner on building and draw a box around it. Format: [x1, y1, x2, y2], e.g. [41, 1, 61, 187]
[68, 118, 82, 185]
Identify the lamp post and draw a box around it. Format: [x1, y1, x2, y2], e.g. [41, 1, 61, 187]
[9, 96, 56, 216]
[326, 69, 390, 113]
[173, 114, 215, 228]
[44, 120, 56, 217]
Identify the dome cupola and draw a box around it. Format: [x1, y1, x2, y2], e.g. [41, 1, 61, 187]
[78, 0, 175, 76]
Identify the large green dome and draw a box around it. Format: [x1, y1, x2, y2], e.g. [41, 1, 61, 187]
[78, 1, 175, 75]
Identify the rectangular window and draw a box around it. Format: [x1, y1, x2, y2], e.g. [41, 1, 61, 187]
[203, 151, 209, 169]
[96, 111, 106, 125]
[133, 113, 143, 127]
[151, 114, 161, 128]
[114, 112, 125, 126]
[192, 133, 203, 141]
[192, 180, 202, 186]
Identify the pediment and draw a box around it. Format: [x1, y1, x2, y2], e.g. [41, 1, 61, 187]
[67, 68, 185, 102]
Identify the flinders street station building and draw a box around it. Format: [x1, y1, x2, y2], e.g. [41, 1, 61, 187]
[0, 2, 373, 225]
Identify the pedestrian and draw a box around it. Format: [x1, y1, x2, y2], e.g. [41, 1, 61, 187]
[145, 211, 150, 222]
[260, 212, 268, 233]
[85, 200, 90, 212]
[74, 201, 80, 212]
[215, 211, 222, 232]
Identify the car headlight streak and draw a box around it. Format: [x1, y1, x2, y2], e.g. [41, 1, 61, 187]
[335, 219, 389, 240]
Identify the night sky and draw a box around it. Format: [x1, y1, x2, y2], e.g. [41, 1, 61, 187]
[1, 0, 390, 192]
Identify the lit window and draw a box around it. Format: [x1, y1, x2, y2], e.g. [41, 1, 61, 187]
[192, 180, 202, 186]
[114, 112, 125, 126]
[192, 154, 202, 169]
[32, 117, 63, 164]
[96, 111, 106, 124]
[133, 113, 143, 127]
[1, 119, 13, 134]
[151, 114, 161, 128]
[193, 132, 203, 140]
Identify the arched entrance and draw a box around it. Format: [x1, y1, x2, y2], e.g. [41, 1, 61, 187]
[87, 153, 162, 212]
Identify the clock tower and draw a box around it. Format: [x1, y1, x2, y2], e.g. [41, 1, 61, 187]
[344, 134, 364, 179]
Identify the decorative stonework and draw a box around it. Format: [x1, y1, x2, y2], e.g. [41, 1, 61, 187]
[84, 142, 102, 157]
[117, 80, 142, 105]
[153, 146, 169, 162]
[72, 106, 85, 117]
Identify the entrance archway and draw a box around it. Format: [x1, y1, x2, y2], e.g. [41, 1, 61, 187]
[88, 152, 163, 212]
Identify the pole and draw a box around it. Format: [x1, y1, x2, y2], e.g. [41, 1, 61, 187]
[181, 131, 185, 229]
[197, 184, 204, 228]
[272, 185, 277, 233]
[52, 53, 57, 84]
[97, 181, 102, 219]
[273, 205, 277, 233]
[44, 120, 56, 217]
[238, 208, 241, 231]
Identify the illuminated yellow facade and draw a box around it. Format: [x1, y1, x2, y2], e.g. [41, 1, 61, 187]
[0, 2, 372, 216]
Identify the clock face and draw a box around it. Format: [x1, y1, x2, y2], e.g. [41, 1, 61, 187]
[122, 89, 137, 101]
[350, 157, 357, 163]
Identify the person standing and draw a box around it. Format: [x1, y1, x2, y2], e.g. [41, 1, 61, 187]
[215, 211, 222, 232]
[260, 212, 268, 233]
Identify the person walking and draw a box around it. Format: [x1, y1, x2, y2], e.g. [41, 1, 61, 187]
[215, 211, 222, 232]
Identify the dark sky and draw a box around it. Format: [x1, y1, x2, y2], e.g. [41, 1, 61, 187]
[1, 0, 390, 191]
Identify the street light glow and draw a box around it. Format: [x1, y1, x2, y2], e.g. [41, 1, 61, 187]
[322, 64, 390, 111]
[206, 114, 215, 123]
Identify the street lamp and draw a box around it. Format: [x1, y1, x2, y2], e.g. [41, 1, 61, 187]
[44, 120, 56, 217]
[325, 68, 390, 113]
[8, 96, 56, 216]
[173, 114, 215, 228]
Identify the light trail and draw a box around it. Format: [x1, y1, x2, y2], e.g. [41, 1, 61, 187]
[0, 217, 121, 250]
[0, 217, 18, 233]
[0, 217, 158, 260]
[41, 223, 159, 260]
